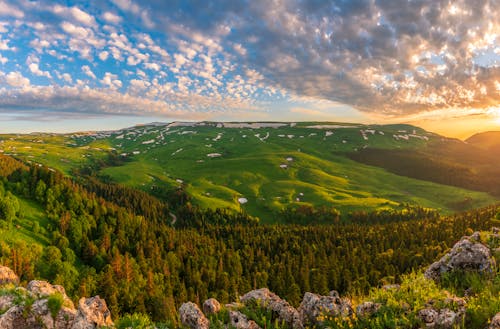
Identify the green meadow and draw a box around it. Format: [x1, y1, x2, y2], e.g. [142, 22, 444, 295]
[2, 122, 497, 222]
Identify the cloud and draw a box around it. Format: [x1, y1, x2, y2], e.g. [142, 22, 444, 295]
[102, 11, 122, 24]
[0, 1, 24, 18]
[4, 71, 30, 88]
[82, 65, 96, 79]
[28, 62, 52, 79]
[0, 0, 498, 125]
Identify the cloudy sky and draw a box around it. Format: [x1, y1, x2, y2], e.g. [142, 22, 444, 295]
[0, 0, 498, 137]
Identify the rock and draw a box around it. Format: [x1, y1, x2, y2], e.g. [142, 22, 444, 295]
[0, 265, 19, 285]
[179, 302, 209, 329]
[418, 307, 463, 328]
[72, 296, 113, 329]
[0, 295, 14, 312]
[381, 284, 401, 291]
[298, 292, 353, 326]
[229, 310, 261, 329]
[493, 227, 499, 234]
[489, 313, 500, 329]
[424, 236, 495, 281]
[356, 301, 381, 318]
[240, 288, 302, 329]
[202, 298, 221, 315]
[27, 280, 74, 309]
[418, 307, 438, 324]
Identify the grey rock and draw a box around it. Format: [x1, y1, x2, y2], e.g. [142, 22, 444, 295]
[356, 301, 381, 318]
[179, 302, 209, 329]
[229, 310, 261, 329]
[0, 265, 19, 286]
[202, 298, 221, 315]
[418, 307, 463, 328]
[27, 280, 75, 309]
[381, 284, 401, 291]
[424, 237, 495, 281]
[298, 292, 353, 326]
[489, 313, 500, 329]
[240, 288, 302, 329]
[72, 296, 113, 329]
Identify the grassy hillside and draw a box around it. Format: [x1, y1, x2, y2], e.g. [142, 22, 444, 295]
[1, 122, 497, 222]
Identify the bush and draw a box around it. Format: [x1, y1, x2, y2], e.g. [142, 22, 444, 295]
[47, 293, 64, 319]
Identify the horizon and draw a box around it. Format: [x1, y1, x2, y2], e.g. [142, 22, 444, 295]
[0, 1, 498, 138]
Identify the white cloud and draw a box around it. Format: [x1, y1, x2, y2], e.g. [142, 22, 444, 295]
[28, 63, 52, 79]
[101, 72, 122, 89]
[82, 65, 96, 79]
[98, 51, 109, 61]
[5, 71, 30, 88]
[102, 11, 122, 24]
[0, 1, 24, 18]
[0, 53, 7, 64]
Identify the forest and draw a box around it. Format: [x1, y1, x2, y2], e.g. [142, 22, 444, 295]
[0, 153, 498, 325]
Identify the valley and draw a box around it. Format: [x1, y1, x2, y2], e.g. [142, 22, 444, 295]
[1, 122, 498, 222]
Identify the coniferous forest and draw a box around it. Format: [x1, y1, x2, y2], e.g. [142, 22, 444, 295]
[0, 153, 497, 325]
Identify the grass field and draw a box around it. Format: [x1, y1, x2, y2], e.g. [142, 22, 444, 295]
[2, 122, 497, 222]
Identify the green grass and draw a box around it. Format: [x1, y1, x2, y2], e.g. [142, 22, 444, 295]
[2, 122, 498, 222]
[0, 195, 50, 246]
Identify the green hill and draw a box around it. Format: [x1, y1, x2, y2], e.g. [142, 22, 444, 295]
[1, 122, 498, 222]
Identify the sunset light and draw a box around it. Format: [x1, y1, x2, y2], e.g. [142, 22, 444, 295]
[0, 0, 498, 138]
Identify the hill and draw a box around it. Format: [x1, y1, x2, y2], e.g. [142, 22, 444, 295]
[1, 122, 498, 222]
[466, 131, 500, 152]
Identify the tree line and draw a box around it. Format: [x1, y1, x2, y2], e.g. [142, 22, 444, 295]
[0, 153, 497, 325]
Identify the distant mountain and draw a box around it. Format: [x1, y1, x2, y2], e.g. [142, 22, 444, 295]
[466, 131, 500, 152]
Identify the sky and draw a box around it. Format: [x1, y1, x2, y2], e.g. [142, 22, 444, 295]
[0, 0, 498, 138]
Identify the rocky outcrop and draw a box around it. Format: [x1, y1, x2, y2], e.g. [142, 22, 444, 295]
[202, 298, 221, 315]
[27, 279, 75, 309]
[229, 310, 261, 329]
[418, 307, 464, 328]
[0, 266, 113, 329]
[72, 296, 113, 329]
[489, 313, 500, 329]
[0, 265, 19, 285]
[356, 301, 382, 318]
[240, 288, 302, 329]
[298, 291, 353, 325]
[424, 233, 495, 281]
[179, 302, 210, 329]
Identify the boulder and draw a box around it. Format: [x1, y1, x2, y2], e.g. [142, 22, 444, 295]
[356, 301, 381, 318]
[27, 280, 74, 309]
[489, 313, 500, 329]
[202, 298, 221, 315]
[298, 292, 353, 325]
[72, 296, 113, 329]
[179, 302, 209, 329]
[418, 307, 463, 328]
[240, 288, 302, 329]
[229, 310, 261, 329]
[424, 236, 495, 281]
[0, 265, 19, 286]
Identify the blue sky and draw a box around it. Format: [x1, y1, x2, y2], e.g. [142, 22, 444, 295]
[0, 0, 498, 136]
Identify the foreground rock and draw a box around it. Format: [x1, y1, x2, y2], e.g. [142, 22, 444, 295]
[0, 265, 19, 285]
[202, 298, 221, 315]
[0, 265, 113, 329]
[229, 310, 261, 329]
[424, 233, 495, 281]
[73, 296, 113, 329]
[489, 313, 500, 329]
[356, 301, 382, 318]
[418, 307, 464, 329]
[240, 288, 303, 329]
[298, 291, 353, 325]
[179, 302, 210, 329]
